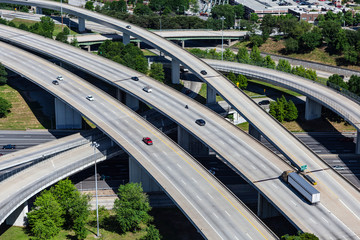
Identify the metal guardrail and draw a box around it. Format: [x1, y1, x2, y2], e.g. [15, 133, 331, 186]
[0, 147, 120, 225]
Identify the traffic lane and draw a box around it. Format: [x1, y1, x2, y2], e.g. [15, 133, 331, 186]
[0, 43, 274, 240]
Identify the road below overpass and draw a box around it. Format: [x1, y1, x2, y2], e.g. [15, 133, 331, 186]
[0, 41, 277, 240]
[1, 24, 359, 238]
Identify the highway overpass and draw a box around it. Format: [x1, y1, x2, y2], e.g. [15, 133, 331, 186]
[0, 41, 277, 240]
[0, 25, 359, 239]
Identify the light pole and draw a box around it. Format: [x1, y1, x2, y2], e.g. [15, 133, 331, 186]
[91, 141, 100, 238]
[220, 16, 225, 61]
[159, 16, 162, 31]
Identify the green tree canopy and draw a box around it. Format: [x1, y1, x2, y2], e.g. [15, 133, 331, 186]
[348, 75, 360, 95]
[236, 47, 249, 63]
[149, 63, 165, 82]
[276, 59, 292, 73]
[0, 97, 12, 118]
[85, 0, 94, 11]
[250, 45, 263, 65]
[211, 4, 235, 29]
[263, 55, 276, 69]
[141, 224, 162, 240]
[0, 62, 7, 85]
[327, 74, 348, 90]
[134, 4, 153, 15]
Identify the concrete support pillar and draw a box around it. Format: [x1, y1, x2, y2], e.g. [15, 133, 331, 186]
[55, 98, 82, 129]
[257, 193, 280, 219]
[228, 39, 231, 46]
[178, 126, 209, 156]
[137, 41, 141, 48]
[181, 40, 185, 48]
[6, 201, 28, 226]
[35, 7, 42, 14]
[123, 33, 130, 45]
[249, 124, 261, 141]
[129, 156, 161, 192]
[305, 98, 322, 120]
[356, 130, 360, 154]
[171, 58, 180, 84]
[125, 93, 139, 111]
[78, 17, 85, 33]
[206, 84, 216, 104]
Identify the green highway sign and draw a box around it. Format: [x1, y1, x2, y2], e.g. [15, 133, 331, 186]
[300, 165, 307, 171]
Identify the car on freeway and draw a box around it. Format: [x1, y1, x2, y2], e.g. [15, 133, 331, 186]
[52, 80, 59, 85]
[57, 75, 64, 81]
[258, 100, 270, 105]
[200, 70, 207, 75]
[333, 165, 345, 170]
[339, 137, 354, 142]
[131, 76, 139, 81]
[142, 137, 153, 145]
[3, 144, 16, 149]
[195, 119, 206, 126]
[126, 25, 131, 29]
[86, 95, 94, 101]
[0, 153, 4, 156]
[143, 86, 152, 93]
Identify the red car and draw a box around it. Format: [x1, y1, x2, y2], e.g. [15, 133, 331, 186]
[142, 137, 153, 145]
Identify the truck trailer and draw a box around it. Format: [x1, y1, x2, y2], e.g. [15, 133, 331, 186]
[282, 171, 320, 204]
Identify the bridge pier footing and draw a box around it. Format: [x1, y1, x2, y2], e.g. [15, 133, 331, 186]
[305, 98, 322, 120]
[129, 156, 161, 192]
[78, 17, 85, 33]
[171, 59, 180, 84]
[55, 98, 82, 129]
[6, 201, 28, 226]
[125, 93, 139, 111]
[206, 85, 216, 104]
[249, 124, 261, 141]
[123, 33, 130, 45]
[178, 126, 209, 156]
[356, 130, 360, 154]
[257, 193, 280, 219]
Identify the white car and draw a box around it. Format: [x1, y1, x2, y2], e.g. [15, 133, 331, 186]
[86, 95, 94, 101]
[143, 86, 152, 93]
[57, 75, 64, 81]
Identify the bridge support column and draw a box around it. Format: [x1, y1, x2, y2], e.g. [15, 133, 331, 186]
[178, 126, 208, 156]
[55, 98, 82, 129]
[206, 85, 217, 104]
[125, 94, 139, 111]
[356, 130, 360, 154]
[181, 40, 185, 48]
[305, 98, 322, 120]
[228, 39, 231, 46]
[35, 7, 42, 14]
[257, 193, 280, 219]
[137, 41, 141, 48]
[6, 201, 28, 226]
[171, 58, 180, 84]
[249, 124, 261, 141]
[129, 156, 161, 192]
[123, 33, 130, 45]
[78, 17, 86, 33]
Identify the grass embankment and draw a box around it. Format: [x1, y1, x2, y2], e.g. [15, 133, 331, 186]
[0, 84, 45, 130]
[10, 18, 78, 36]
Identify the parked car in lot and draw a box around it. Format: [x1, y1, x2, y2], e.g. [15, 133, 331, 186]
[57, 75, 64, 81]
[195, 119, 206, 126]
[52, 80, 59, 85]
[3, 144, 16, 149]
[86, 95, 94, 101]
[142, 137, 153, 145]
[143, 86, 152, 93]
[258, 100, 270, 105]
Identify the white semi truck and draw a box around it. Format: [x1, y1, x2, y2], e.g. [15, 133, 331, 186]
[282, 171, 320, 204]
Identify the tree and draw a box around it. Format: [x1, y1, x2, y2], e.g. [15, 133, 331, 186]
[260, 14, 276, 41]
[276, 59, 292, 73]
[250, 13, 259, 23]
[55, 27, 70, 43]
[113, 183, 152, 233]
[249, 34, 264, 47]
[284, 100, 298, 121]
[0, 62, 7, 84]
[149, 63, 165, 82]
[141, 225, 162, 240]
[234, 4, 245, 19]
[18, 23, 29, 31]
[27, 191, 64, 240]
[335, 29, 349, 52]
[0, 96, 12, 117]
[263, 55, 275, 69]
[299, 29, 322, 52]
[285, 37, 299, 53]
[344, 46, 358, 64]
[223, 48, 236, 61]
[319, 20, 341, 52]
[269, 101, 285, 122]
[227, 72, 236, 83]
[85, 0, 94, 11]
[134, 4, 153, 16]
[210, 4, 235, 29]
[38, 16, 55, 38]
[348, 75, 360, 95]
[237, 74, 248, 89]
[236, 47, 249, 63]
[250, 45, 263, 65]
[327, 74, 348, 90]
[282, 231, 319, 240]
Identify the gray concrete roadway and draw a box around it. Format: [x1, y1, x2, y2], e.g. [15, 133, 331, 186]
[0, 42, 276, 240]
[0, 24, 358, 239]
